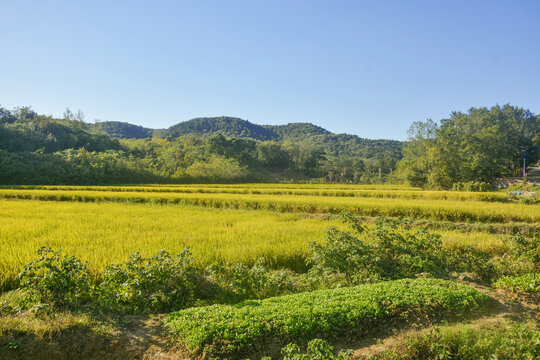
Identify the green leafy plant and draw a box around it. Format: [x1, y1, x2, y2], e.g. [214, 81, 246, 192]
[98, 248, 201, 313]
[281, 339, 353, 360]
[166, 278, 489, 358]
[494, 273, 540, 293]
[308, 215, 446, 284]
[207, 258, 295, 300]
[17, 247, 91, 310]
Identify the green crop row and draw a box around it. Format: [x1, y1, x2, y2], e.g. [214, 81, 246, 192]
[166, 278, 490, 359]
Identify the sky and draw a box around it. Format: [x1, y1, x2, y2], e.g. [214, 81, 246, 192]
[1, 0, 539, 140]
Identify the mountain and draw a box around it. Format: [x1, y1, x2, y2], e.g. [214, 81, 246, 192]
[91, 121, 154, 139]
[89, 116, 403, 163]
[263, 123, 330, 140]
[164, 117, 279, 141]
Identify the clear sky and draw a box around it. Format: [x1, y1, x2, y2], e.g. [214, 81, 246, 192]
[1, 0, 539, 140]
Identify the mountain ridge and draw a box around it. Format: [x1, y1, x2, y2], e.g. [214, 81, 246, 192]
[90, 116, 396, 142]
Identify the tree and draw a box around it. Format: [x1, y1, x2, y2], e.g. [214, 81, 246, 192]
[396, 105, 539, 188]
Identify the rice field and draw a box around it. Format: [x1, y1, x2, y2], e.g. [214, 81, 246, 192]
[0, 187, 537, 223]
[0, 183, 531, 291]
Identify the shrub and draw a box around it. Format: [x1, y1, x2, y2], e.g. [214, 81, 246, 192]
[308, 215, 447, 284]
[98, 249, 201, 313]
[280, 339, 353, 360]
[166, 278, 490, 359]
[443, 245, 497, 282]
[17, 247, 91, 310]
[495, 234, 540, 276]
[207, 258, 295, 300]
[494, 273, 540, 293]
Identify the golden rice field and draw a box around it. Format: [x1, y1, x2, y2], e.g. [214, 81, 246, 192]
[0, 184, 509, 202]
[0, 187, 537, 223]
[0, 183, 528, 291]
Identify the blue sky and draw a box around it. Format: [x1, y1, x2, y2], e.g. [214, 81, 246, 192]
[1, 0, 539, 140]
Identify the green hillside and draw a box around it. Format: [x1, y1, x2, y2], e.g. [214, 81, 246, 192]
[164, 116, 279, 140]
[90, 121, 154, 139]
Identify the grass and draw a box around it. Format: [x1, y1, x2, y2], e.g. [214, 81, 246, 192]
[0, 199, 508, 291]
[368, 320, 540, 360]
[166, 278, 490, 358]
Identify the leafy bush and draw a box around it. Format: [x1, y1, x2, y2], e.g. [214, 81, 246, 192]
[279, 339, 353, 360]
[494, 234, 540, 276]
[207, 258, 295, 300]
[98, 249, 201, 313]
[443, 245, 497, 282]
[166, 278, 489, 359]
[309, 215, 447, 284]
[494, 273, 540, 293]
[17, 247, 92, 310]
[369, 321, 540, 360]
[309, 214, 518, 284]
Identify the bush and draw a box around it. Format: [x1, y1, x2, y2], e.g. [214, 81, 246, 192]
[207, 258, 295, 300]
[494, 273, 540, 293]
[17, 247, 92, 310]
[98, 249, 201, 313]
[308, 215, 447, 284]
[279, 339, 352, 360]
[166, 278, 490, 359]
[494, 234, 540, 276]
[443, 245, 497, 282]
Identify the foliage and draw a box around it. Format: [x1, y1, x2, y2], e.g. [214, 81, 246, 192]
[495, 234, 540, 275]
[396, 104, 540, 188]
[308, 214, 498, 284]
[0, 105, 404, 184]
[166, 278, 489, 358]
[280, 339, 353, 360]
[207, 258, 295, 300]
[452, 181, 491, 192]
[90, 121, 153, 139]
[164, 116, 279, 140]
[17, 247, 92, 310]
[97, 249, 201, 313]
[369, 322, 540, 360]
[494, 273, 540, 293]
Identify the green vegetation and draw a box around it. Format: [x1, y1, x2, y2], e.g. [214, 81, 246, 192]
[166, 278, 489, 358]
[277, 339, 353, 360]
[1, 99, 539, 359]
[494, 273, 540, 293]
[90, 121, 153, 139]
[396, 104, 540, 188]
[368, 321, 539, 360]
[0, 106, 403, 184]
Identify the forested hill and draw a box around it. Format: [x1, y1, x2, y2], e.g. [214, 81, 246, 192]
[90, 121, 153, 139]
[0, 106, 402, 185]
[91, 116, 403, 162]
